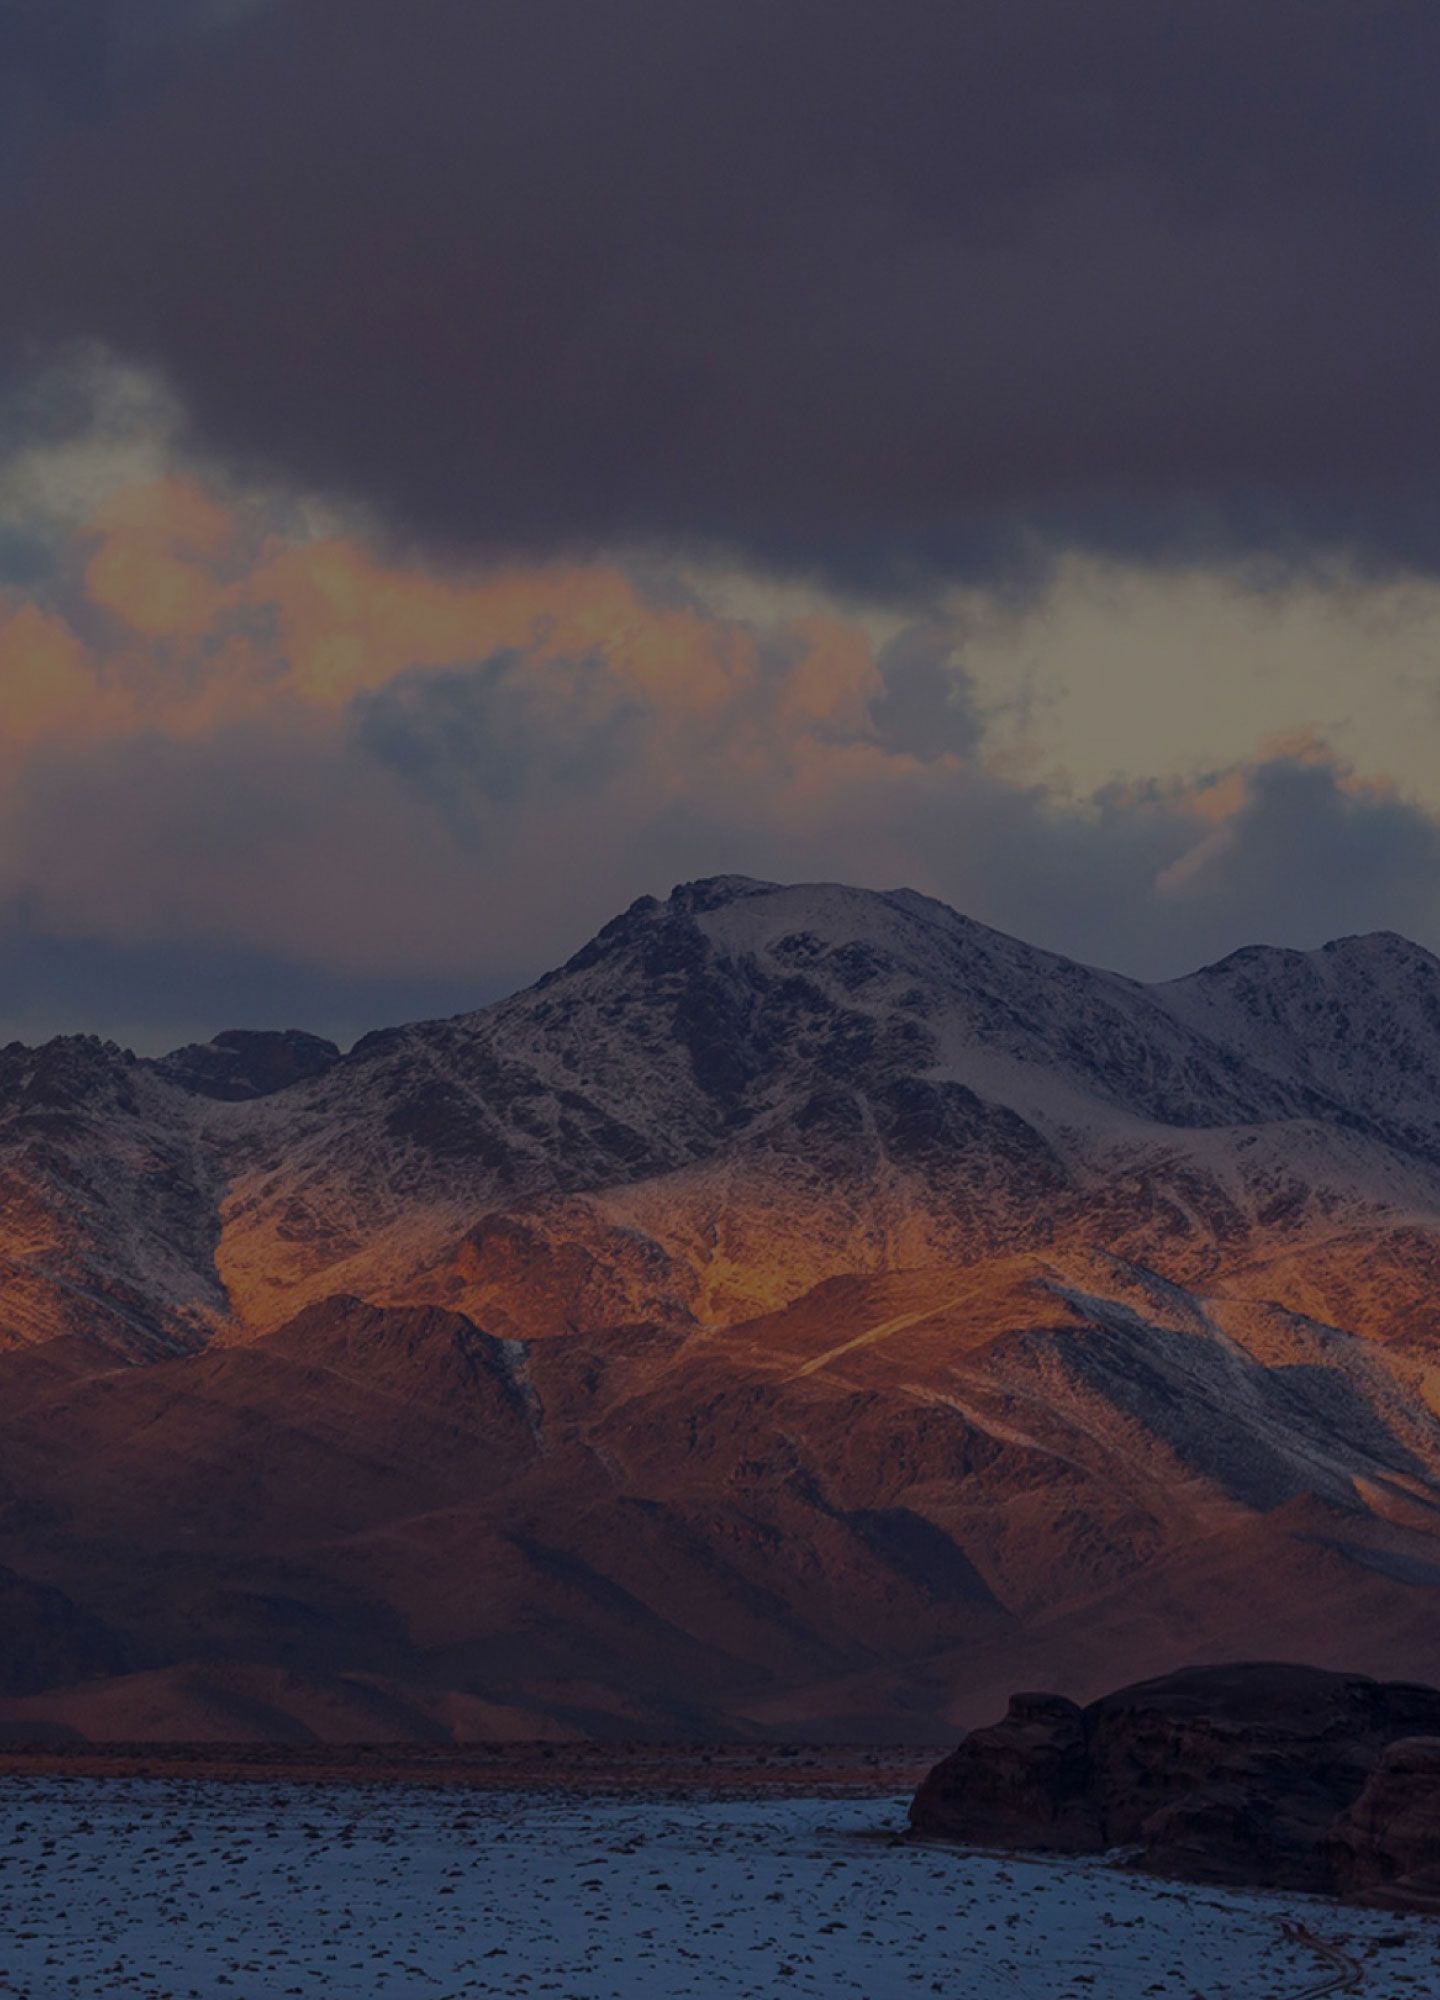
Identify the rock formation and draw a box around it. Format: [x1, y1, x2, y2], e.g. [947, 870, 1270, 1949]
[1328, 1735, 1440, 1909]
[911, 1662, 1440, 1904]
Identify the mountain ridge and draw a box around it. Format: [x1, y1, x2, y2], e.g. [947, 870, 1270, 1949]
[14, 875, 1432, 1074]
[5, 877, 1440, 1739]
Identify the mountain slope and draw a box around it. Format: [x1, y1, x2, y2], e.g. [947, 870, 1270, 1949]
[4, 877, 1440, 1736]
[207, 878, 1440, 1333]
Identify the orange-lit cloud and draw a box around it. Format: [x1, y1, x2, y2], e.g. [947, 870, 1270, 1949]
[5, 466, 1440, 1048]
[4, 477, 917, 759]
[0, 602, 105, 744]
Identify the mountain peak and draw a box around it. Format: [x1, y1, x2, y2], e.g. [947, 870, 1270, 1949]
[1177, 928, 1437, 988]
[8, 877, 1440, 1741]
[664, 874, 780, 913]
[153, 1028, 342, 1102]
[1319, 929, 1440, 970]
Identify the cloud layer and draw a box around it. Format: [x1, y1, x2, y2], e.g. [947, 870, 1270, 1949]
[5, 12, 1440, 1048]
[5, 466, 1440, 1049]
[5, 1, 1440, 584]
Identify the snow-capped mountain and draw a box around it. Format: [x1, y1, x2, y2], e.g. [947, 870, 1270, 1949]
[4, 877, 1440, 1739]
[10, 873, 1439, 1350]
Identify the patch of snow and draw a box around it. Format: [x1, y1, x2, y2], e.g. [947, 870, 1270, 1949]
[0, 1781, 1435, 1999]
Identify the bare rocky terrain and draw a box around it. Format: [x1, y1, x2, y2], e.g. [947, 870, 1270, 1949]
[5, 878, 1440, 1738]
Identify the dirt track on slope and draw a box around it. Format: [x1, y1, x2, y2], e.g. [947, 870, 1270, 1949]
[1281, 1920, 1364, 1996]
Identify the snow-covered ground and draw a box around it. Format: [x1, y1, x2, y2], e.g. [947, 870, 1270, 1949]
[0, 1780, 1435, 1999]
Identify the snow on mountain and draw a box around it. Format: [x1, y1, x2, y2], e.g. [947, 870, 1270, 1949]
[1159, 930, 1440, 1154]
[6, 878, 1440, 1736]
[0, 1035, 225, 1357]
[7, 877, 1440, 1350]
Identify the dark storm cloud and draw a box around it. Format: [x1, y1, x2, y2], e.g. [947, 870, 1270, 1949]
[937, 753, 1440, 982]
[4, 0, 1438, 586]
[353, 651, 643, 809]
[866, 625, 981, 760]
[0, 0, 256, 145]
[1148, 756, 1440, 961]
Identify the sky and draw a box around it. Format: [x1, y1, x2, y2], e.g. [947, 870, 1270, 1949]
[4, 1, 1440, 1050]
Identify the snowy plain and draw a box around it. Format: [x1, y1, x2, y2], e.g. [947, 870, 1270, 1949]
[0, 1778, 1436, 1999]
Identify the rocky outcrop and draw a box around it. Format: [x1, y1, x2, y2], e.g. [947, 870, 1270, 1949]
[153, 1029, 341, 1101]
[910, 1663, 1440, 1901]
[909, 1691, 1102, 1851]
[1328, 1736, 1440, 1909]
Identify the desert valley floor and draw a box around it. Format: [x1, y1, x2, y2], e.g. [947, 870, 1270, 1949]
[0, 1775, 1437, 1999]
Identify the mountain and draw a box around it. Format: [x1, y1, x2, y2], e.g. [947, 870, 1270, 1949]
[154, 1028, 342, 1103]
[5, 876, 1440, 1740]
